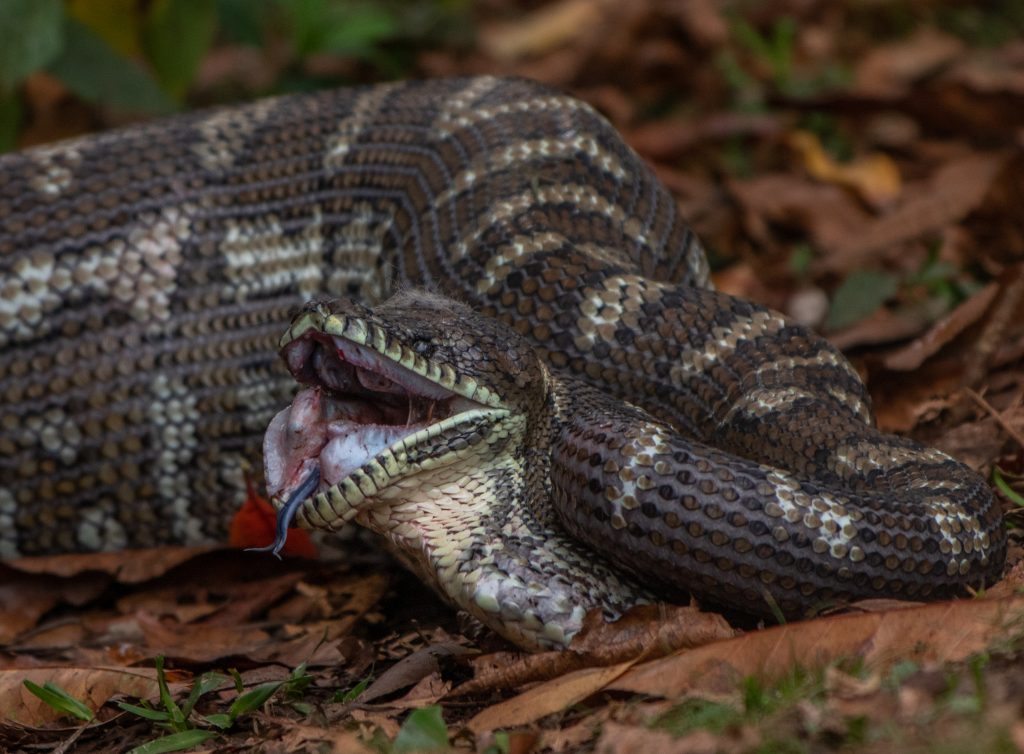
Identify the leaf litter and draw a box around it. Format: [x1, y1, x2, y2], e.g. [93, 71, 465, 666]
[6, 0, 1024, 751]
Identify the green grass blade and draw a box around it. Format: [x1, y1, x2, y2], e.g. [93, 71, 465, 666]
[23, 680, 94, 722]
[993, 467, 1024, 507]
[127, 729, 218, 754]
[181, 671, 231, 717]
[154, 656, 187, 730]
[202, 713, 233, 730]
[393, 706, 449, 753]
[117, 702, 172, 721]
[227, 681, 283, 719]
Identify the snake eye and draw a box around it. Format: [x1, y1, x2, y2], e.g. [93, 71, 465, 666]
[412, 340, 433, 356]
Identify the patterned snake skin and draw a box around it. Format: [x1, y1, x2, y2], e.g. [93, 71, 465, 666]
[0, 77, 1005, 648]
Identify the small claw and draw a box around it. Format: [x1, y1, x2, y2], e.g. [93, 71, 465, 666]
[246, 467, 320, 559]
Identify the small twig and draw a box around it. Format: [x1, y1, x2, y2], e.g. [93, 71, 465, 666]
[965, 387, 1024, 452]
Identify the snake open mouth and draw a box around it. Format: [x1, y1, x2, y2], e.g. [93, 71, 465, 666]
[257, 329, 490, 555]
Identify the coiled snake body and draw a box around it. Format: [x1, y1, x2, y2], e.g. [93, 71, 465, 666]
[0, 77, 1005, 648]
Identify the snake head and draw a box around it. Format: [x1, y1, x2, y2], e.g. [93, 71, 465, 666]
[261, 289, 547, 540]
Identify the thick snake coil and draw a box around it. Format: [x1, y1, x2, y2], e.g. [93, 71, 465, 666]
[0, 77, 1005, 649]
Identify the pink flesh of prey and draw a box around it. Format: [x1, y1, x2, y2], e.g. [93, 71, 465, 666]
[262, 333, 473, 532]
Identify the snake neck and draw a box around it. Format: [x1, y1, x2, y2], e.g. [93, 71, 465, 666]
[307, 367, 648, 651]
[361, 451, 651, 650]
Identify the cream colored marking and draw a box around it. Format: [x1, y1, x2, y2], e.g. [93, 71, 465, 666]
[0, 205, 191, 346]
[434, 94, 596, 134]
[77, 507, 128, 551]
[0, 489, 17, 558]
[323, 201, 393, 301]
[147, 375, 203, 544]
[433, 135, 629, 208]
[670, 310, 786, 394]
[192, 98, 276, 171]
[476, 233, 630, 295]
[751, 352, 870, 421]
[764, 471, 859, 554]
[324, 82, 403, 168]
[220, 208, 324, 300]
[436, 76, 502, 116]
[450, 183, 642, 267]
[28, 144, 82, 196]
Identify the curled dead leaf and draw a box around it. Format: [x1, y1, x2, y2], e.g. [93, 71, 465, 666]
[609, 596, 1024, 699]
[854, 27, 964, 98]
[453, 605, 732, 698]
[883, 283, 999, 371]
[820, 153, 1008, 273]
[788, 130, 901, 208]
[479, 0, 606, 61]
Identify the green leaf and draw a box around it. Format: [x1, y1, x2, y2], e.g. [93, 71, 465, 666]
[117, 702, 172, 722]
[393, 706, 450, 753]
[0, 92, 21, 152]
[0, 0, 63, 91]
[127, 729, 218, 754]
[202, 712, 233, 730]
[153, 656, 188, 731]
[337, 677, 371, 703]
[23, 680, 95, 722]
[482, 731, 510, 754]
[285, 0, 396, 58]
[825, 270, 900, 332]
[994, 467, 1024, 508]
[216, 0, 274, 45]
[47, 17, 175, 114]
[143, 0, 217, 100]
[181, 672, 232, 718]
[227, 681, 283, 718]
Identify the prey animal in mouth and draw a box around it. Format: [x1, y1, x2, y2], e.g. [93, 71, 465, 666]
[256, 323, 490, 556]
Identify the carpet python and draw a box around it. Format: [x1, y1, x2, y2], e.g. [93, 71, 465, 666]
[0, 77, 1005, 649]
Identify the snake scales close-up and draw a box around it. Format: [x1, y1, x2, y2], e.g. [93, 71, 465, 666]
[0, 76, 1006, 650]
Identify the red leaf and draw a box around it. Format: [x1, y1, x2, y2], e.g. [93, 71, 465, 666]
[228, 479, 318, 559]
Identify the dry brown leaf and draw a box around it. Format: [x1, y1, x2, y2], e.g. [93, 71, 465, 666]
[827, 306, 930, 352]
[0, 570, 110, 644]
[821, 153, 1008, 273]
[349, 707, 400, 740]
[870, 363, 963, 434]
[854, 27, 964, 98]
[966, 264, 1024, 386]
[385, 672, 451, 711]
[594, 722, 723, 754]
[135, 611, 273, 661]
[788, 130, 902, 208]
[277, 722, 376, 754]
[454, 606, 732, 697]
[669, 0, 728, 47]
[931, 416, 1010, 472]
[629, 112, 781, 160]
[883, 283, 1000, 371]
[8, 546, 218, 582]
[729, 174, 870, 252]
[479, 0, 607, 61]
[465, 660, 637, 735]
[609, 596, 1024, 698]
[0, 666, 186, 725]
[359, 642, 471, 704]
